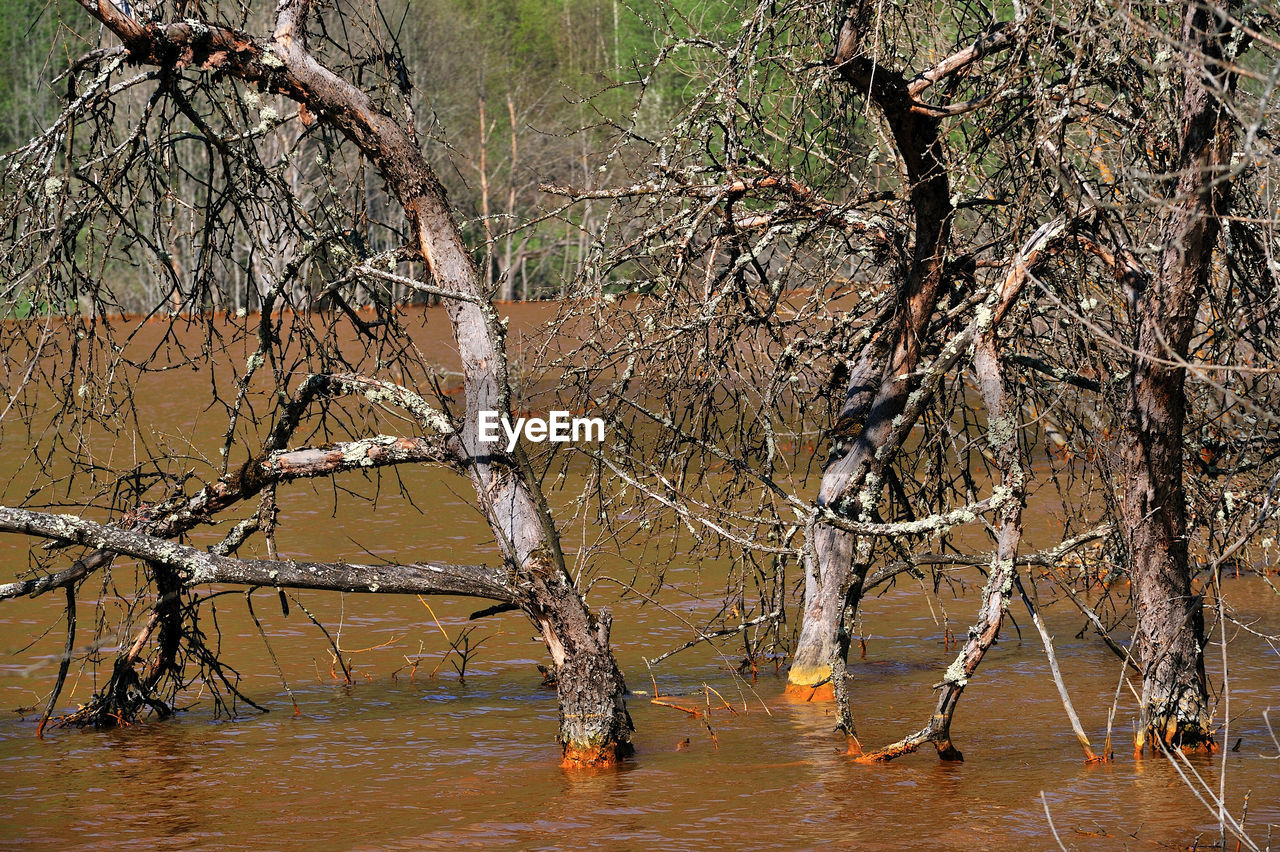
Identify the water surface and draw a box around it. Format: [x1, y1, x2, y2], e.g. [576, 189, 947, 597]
[0, 304, 1276, 849]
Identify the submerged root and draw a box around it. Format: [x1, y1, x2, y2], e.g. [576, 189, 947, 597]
[856, 718, 965, 764]
[856, 739, 966, 764]
[855, 737, 925, 764]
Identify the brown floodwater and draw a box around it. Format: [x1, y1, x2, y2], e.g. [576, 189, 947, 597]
[0, 303, 1277, 850]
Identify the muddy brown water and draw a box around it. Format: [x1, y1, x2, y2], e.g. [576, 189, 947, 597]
[0, 303, 1277, 850]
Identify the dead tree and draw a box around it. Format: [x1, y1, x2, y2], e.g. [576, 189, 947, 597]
[544, 0, 1081, 730]
[0, 0, 631, 766]
[1120, 0, 1238, 754]
[547, 0, 1278, 764]
[787, 4, 976, 695]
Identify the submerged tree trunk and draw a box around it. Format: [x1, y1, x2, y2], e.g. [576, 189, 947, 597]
[54, 0, 633, 765]
[788, 8, 954, 694]
[1120, 0, 1234, 755]
[858, 325, 1021, 762]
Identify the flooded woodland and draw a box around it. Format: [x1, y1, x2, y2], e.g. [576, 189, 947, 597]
[2, 0, 1280, 849]
[0, 305, 1276, 849]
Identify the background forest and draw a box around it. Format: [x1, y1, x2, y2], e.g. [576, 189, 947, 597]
[0, 0, 728, 309]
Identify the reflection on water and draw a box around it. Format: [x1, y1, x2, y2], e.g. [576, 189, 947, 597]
[0, 304, 1277, 849]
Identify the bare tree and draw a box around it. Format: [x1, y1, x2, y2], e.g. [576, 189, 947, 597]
[785, 2, 1018, 697]
[548, 0, 1279, 763]
[2, 0, 1276, 776]
[0, 0, 631, 766]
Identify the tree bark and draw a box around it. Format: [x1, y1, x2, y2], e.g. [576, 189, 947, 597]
[1120, 1, 1235, 755]
[857, 297, 1034, 760]
[61, 0, 633, 764]
[0, 507, 519, 601]
[788, 10, 954, 694]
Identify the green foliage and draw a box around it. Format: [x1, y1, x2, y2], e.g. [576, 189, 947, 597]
[0, 0, 62, 151]
[4, 292, 74, 319]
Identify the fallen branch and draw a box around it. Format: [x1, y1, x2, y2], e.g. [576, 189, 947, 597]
[651, 698, 702, 717]
[0, 506, 515, 602]
[1, 433, 453, 602]
[1013, 573, 1106, 762]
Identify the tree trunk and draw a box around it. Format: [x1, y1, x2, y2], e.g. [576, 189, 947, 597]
[477, 93, 494, 295]
[788, 11, 952, 694]
[1120, 0, 1234, 755]
[501, 94, 518, 302]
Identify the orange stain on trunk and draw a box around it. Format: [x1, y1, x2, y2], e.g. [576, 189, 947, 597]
[783, 681, 834, 702]
[561, 743, 625, 769]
